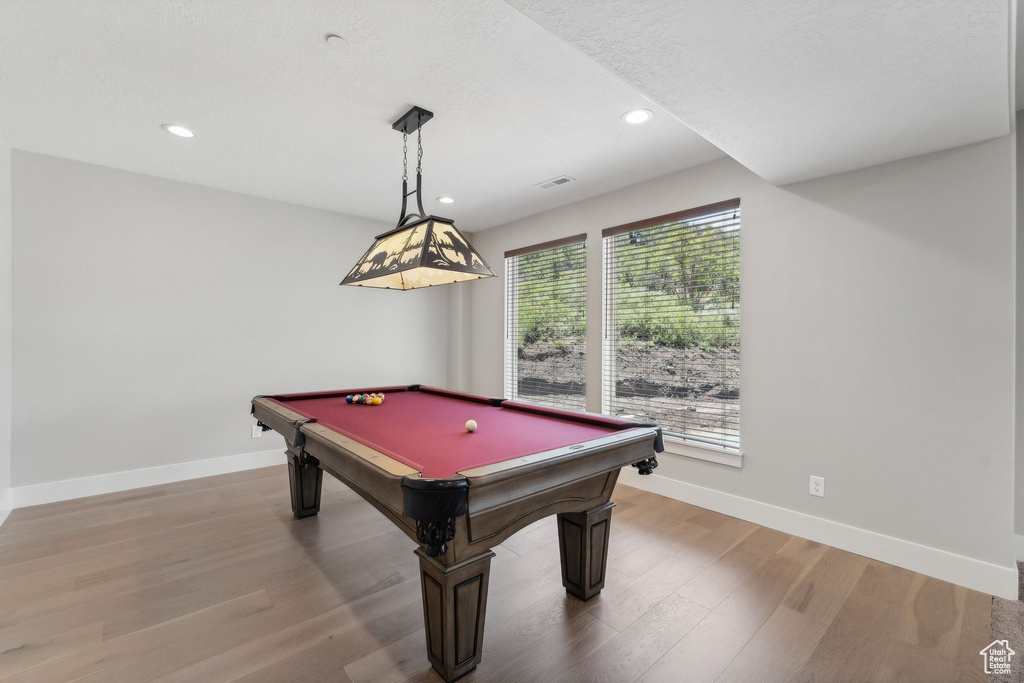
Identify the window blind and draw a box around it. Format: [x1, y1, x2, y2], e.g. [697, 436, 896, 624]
[602, 199, 740, 449]
[504, 235, 587, 411]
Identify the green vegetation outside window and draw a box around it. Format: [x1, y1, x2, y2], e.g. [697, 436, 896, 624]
[504, 235, 587, 411]
[602, 199, 740, 449]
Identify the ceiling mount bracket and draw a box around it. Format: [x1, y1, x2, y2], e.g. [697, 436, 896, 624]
[392, 106, 434, 134]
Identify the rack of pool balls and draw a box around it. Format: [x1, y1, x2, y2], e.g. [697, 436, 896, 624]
[346, 392, 384, 406]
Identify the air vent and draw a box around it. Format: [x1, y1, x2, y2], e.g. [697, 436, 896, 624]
[535, 175, 575, 190]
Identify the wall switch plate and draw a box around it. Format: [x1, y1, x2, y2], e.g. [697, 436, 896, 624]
[251, 425, 263, 439]
[809, 475, 824, 497]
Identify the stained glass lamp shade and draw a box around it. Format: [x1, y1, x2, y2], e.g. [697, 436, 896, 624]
[341, 216, 494, 290]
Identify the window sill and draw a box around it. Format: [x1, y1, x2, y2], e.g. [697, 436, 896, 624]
[661, 436, 743, 468]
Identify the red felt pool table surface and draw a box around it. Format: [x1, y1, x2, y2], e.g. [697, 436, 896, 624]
[269, 385, 639, 478]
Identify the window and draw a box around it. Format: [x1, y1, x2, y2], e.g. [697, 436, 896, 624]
[602, 199, 740, 449]
[504, 235, 587, 411]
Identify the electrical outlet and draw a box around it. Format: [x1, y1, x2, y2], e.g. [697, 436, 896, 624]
[251, 424, 263, 439]
[809, 475, 824, 497]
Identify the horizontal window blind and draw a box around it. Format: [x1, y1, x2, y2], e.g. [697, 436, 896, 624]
[504, 235, 587, 411]
[602, 200, 740, 448]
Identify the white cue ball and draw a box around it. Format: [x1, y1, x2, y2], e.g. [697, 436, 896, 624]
[465, 419, 478, 432]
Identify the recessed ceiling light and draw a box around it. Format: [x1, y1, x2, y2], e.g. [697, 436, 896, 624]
[621, 109, 653, 125]
[437, 196, 455, 204]
[162, 124, 195, 138]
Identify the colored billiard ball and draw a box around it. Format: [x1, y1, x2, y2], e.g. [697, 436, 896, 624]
[465, 420, 477, 432]
[372, 397, 382, 405]
[345, 395, 353, 403]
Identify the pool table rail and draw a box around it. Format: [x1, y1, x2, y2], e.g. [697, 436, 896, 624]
[251, 396, 309, 448]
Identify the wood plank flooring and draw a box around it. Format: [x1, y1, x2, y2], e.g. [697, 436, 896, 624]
[0, 465, 991, 682]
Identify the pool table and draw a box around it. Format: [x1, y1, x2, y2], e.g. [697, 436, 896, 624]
[251, 384, 662, 682]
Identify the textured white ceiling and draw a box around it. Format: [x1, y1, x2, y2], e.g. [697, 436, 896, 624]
[509, 0, 1013, 185]
[0, 1, 723, 230]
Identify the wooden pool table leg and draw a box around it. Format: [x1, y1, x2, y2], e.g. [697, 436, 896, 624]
[557, 500, 614, 601]
[415, 548, 495, 682]
[286, 448, 322, 519]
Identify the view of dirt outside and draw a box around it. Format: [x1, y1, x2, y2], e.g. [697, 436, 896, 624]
[516, 338, 738, 444]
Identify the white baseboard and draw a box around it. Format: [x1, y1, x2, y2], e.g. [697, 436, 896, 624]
[620, 468, 1018, 600]
[10, 449, 285, 509]
[0, 487, 11, 529]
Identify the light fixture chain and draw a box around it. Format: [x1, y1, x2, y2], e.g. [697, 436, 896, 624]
[402, 132, 408, 183]
[416, 122, 423, 175]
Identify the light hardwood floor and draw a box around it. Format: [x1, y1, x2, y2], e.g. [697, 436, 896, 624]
[0, 465, 991, 682]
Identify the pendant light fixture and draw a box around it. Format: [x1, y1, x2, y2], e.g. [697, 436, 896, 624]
[341, 106, 495, 290]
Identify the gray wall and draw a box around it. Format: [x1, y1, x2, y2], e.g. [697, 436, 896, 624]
[0, 147, 10, 496]
[1018, 109, 1024, 537]
[463, 136, 1016, 568]
[11, 151, 449, 487]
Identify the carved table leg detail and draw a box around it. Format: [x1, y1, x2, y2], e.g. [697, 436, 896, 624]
[286, 450, 322, 519]
[557, 501, 614, 601]
[415, 548, 495, 683]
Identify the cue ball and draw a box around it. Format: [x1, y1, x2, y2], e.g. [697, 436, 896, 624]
[465, 420, 477, 432]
